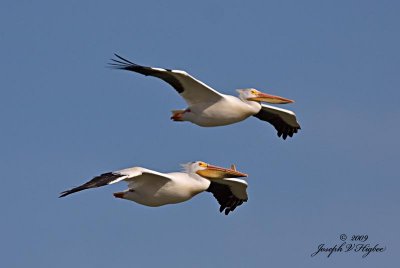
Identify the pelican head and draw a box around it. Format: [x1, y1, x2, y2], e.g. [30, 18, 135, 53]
[184, 161, 247, 179]
[237, 88, 294, 104]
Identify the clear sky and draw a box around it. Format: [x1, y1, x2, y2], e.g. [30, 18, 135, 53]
[1, 1, 399, 267]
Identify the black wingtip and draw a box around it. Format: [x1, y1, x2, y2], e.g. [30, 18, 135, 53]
[113, 53, 135, 65]
[59, 190, 73, 198]
[58, 187, 84, 198]
[108, 54, 141, 71]
[59, 172, 122, 199]
[276, 127, 302, 140]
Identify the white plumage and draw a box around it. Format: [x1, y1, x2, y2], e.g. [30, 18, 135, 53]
[60, 161, 248, 215]
[110, 54, 301, 140]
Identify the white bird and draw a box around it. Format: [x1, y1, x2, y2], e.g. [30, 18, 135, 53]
[110, 54, 301, 140]
[60, 161, 248, 215]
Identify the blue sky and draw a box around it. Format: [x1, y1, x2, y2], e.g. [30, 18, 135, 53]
[1, 1, 398, 267]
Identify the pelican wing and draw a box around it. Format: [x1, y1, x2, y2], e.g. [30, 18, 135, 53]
[206, 178, 248, 215]
[59, 167, 172, 198]
[253, 104, 301, 140]
[110, 54, 224, 106]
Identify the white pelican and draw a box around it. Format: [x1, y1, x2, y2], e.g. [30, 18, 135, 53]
[60, 161, 248, 215]
[110, 54, 301, 139]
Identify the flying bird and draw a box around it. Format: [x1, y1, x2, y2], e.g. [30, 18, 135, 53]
[109, 54, 301, 140]
[60, 161, 248, 215]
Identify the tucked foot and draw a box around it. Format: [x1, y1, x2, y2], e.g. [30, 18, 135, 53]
[171, 110, 185, 121]
[113, 192, 125, 199]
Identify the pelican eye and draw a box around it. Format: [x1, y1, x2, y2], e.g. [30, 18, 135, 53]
[251, 90, 257, 94]
[198, 162, 207, 167]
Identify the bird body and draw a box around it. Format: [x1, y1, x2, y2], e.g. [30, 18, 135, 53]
[60, 161, 248, 215]
[110, 54, 301, 139]
[183, 95, 260, 127]
[117, 170, 210, 207]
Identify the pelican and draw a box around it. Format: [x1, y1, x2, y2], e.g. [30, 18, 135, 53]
[60, 161, 248, 215]
[110, 54, 301, 139]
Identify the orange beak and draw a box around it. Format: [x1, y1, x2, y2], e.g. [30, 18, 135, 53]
[248, 92, 294, 104]
[196, 163, 248, 179]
